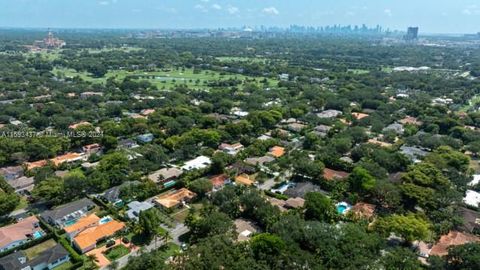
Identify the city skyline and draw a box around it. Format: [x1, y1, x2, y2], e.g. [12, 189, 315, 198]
[1, 0, 480, 34]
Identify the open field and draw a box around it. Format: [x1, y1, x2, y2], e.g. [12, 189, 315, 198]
[460, 94, 480, 112]
[52, 67, 279, 90]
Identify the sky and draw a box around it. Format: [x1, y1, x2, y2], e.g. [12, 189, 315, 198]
[1, 0, 480, 34]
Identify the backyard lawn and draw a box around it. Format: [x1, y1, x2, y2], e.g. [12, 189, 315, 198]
[104, 245, 130, 261]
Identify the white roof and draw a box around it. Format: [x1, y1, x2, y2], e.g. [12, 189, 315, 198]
[181, 156, 212, 171]
[468, 175, 480, 187]
[463, 190, 480, 207]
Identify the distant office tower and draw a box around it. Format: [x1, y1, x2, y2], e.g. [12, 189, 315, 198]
[404, 27, 419, 41]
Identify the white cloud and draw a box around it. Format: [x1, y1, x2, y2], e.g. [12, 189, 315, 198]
[227, 6, 239, 14]
[384, 9, 392, 17]
[212, 4, 222, 10]
[262, 6, 279, 15]
[462, 5, 480, 15]
[98, 1, 109, 5]
[195, 4, 208, 12]
[200, 0, 210, 2]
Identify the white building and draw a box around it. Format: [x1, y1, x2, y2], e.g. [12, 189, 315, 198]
[463, 190, 480, 208]
[181, 156, 212, 171]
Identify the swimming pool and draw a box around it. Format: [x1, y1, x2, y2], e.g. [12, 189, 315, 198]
[336, 202, 351, 215]
[64, 219, 77, 227]
[99, 216, 113, 225]
[33, 231, 43, 239]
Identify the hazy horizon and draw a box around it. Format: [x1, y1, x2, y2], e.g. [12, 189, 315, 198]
[1, 0, 480, 34]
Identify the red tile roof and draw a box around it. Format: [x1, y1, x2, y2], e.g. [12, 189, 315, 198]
[323, 168, 349, 181]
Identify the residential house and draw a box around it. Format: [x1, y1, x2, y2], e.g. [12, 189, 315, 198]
[235, 219, 259, 242]
[50, 153, 85, 167]
[64, 214, 101, 240]
[72, 218, 125, 253]
[181, 156, 212, 171]
[284, 182, 328, 198]
[245, 156, 275, 167]
[399, 116, 423, 126]
[350, 202, 376, 220]
[148, 168, 183, 185]
[268, 146, 285, 158]
[257, 134, 272, 141]
[68, 121, 91, 129]
[317, 109, 342, 119]
[228, 161, 256, 175]
[231, 107, 249, 117]
[153, 188, 197, 209]
[383, 123, 405, 135]
[323, 168, 350, 181]
[82, 143, 101, 155]
[285, 197, 305, 209]
[219, 143, 244, 155]
[80, 92, 103, 99]
[313, 124, 332, 137]
[429, 231, 480, 257]
[125, 201, 154, 221]
[287, 122, 307, 132]
[352, 112, 369, 120]
[137, 133, 154, 144]
[278, 73, 289, 81]
[7, 176, 34, 195]
[235, 174, 254, 186]
[458, 207, 480, 234]
[24, 160, 49, 171]
[400, 146, 428, 163]
[0, 244, 70, 270]
[368, 138, 393, 148]
[0, 166, 24, 181]
[140, 109, 155, 116]
[118, 139, 139, 149]
[463, 190, 480, 208]
[40, 198, 96, 228]
[210, 174, 229, 190]
[100, 181, 140, 204]
[0, 216, 43, 252]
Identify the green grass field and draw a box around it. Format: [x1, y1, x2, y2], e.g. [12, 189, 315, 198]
[104, 245, 130, 261]
[460, 94, 480, 112]
[53, 67, 279, 90]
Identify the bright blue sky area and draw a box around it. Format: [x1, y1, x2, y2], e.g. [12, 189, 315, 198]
[0, 0, 479, 33]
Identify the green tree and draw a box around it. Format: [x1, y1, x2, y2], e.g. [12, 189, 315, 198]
[374, 213, 431, 243]
[304, 192, 337, 223]
[349, 166, 376, 195]
[187, 178, 213, 198]
[445, 243, 480, 270]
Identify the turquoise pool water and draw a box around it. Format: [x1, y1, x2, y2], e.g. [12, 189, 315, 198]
[337, 205, 348, 214]
[64, 219, 77, 227]
[336, 202, 351, 215]
[33, 231, 43, 239]
[99, 216, 113, 225]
